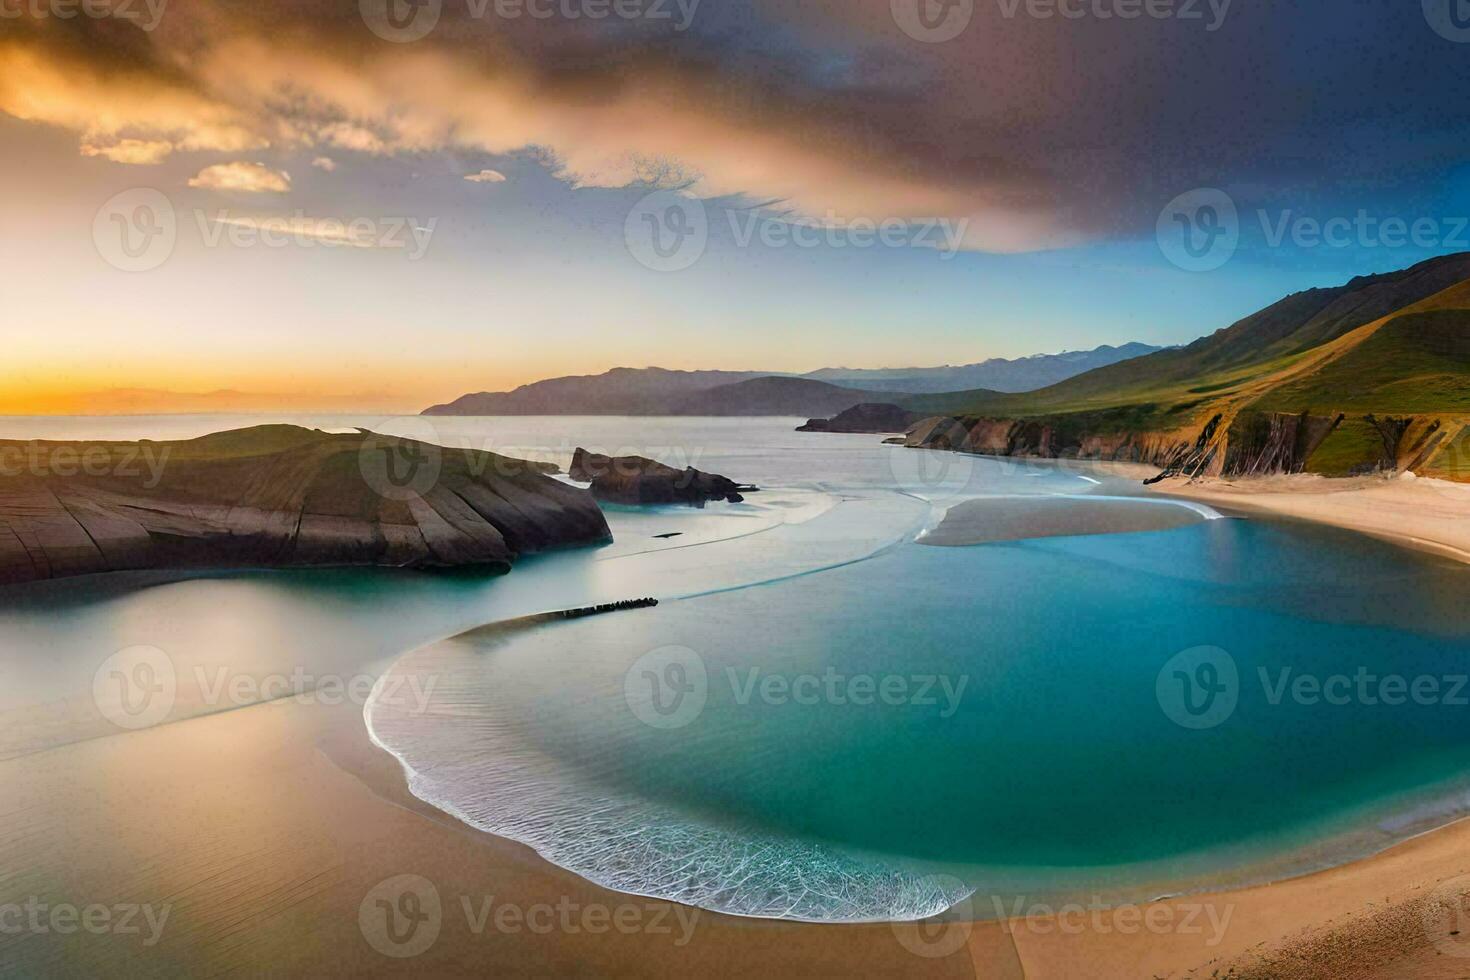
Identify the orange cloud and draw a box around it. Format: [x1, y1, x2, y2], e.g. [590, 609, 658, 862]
[0, 6, 1087, 251]
[188, 162, 292, 193]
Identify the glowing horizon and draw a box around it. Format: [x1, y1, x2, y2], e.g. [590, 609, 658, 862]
[4, 1, 1470, 415]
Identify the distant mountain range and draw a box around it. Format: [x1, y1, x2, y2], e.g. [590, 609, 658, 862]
[804, 343, 1163, 394]
[420, 343, 1163, 417]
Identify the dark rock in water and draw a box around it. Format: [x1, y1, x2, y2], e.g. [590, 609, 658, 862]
[554, 597, 658, 619]
[797, 403, 920, 434]
[569, 448, 756, 506]
[0, 425, 611, 585]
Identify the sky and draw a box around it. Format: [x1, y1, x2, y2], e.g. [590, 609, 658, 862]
[3, 0, 1470, 413]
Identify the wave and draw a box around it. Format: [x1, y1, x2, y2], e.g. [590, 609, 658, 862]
[364, 644, 973, 923]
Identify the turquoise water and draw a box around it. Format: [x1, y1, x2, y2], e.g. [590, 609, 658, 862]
[360, 422, 1470, 921]
[4, 416, 1469, 923]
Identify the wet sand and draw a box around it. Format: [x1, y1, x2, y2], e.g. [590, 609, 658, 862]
[8, 461, 1470, 977]
[918, 495, 1209, 546]
[0, 694, 1024, 978]
[6, 659, 1470, 978]
[1150, 472, 1470, 566]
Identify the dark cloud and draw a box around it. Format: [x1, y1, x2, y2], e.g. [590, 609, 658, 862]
[3, 0, 1467, 249]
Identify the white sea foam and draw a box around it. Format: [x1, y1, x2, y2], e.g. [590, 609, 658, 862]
[365, 648, 974, 923]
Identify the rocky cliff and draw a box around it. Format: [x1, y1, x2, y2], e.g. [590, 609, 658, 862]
[0, 426, 612, 585]
[902, 410, 1469, 482]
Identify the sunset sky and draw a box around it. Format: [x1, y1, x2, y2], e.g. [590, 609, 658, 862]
[4, 0, 1470, 413]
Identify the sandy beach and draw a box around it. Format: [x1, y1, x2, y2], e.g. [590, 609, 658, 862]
[918, 494, 1209, 547]
[7, 646, 1470, 979]
[1149, 471, 1470, 566]
[5, 463, 1470, 979]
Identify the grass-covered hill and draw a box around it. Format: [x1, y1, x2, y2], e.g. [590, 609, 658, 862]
[897, 253, 1470, 480]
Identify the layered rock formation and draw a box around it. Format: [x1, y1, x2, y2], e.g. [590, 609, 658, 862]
[569, 448, 756, 506]
[797, 403, 920, 433]
[0, 426, 611, 585]
[901, 410, 1469, 483]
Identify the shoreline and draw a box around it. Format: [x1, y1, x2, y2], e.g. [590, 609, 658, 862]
[9, 444, 1470, 976]
[1144, 470, 1470, 567]
[977, 454, 1470, 567]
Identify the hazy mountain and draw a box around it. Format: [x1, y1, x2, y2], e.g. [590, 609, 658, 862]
[423, 368, 771, 416]
[421, 342, 1161, 416]
[803, 343, 1164, 394]
[666, 377, 907, 416]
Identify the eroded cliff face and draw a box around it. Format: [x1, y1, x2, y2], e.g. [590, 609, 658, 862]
[902, 411, 1470, 481]
[0, 426, 612, 585]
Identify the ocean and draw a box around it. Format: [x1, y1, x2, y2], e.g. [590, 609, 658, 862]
[5, 415, 1470, 923]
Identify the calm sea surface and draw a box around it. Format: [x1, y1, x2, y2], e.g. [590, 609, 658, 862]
[4, 415, 1469, 921]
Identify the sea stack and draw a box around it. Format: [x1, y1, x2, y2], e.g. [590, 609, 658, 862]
[569, 448, 756, 506]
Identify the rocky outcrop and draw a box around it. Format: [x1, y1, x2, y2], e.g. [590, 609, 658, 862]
[570, 448, 756, 506]
[797, 403, 920, 433]
[899, 411, 1469, 482]
[0, 426, 612, 585]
